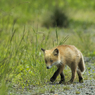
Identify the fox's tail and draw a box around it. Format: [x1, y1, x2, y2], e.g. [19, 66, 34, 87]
[78, 55, 85, 74]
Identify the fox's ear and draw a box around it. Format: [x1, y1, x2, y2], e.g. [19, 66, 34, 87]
[53, 48, 59, 56]
[41, 48, 45, 52]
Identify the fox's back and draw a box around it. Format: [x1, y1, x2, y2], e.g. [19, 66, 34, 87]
[55, 45, 82, 65]
[56, 45, 80, 55]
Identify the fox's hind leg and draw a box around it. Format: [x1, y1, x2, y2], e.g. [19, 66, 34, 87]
[77, 69, 83, 83]
[69, 62, 77, 83]
[77, 56, 85, 83]
[69, 69, 76, 83]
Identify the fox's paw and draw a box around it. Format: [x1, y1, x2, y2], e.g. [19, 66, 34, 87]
[79, 78, 83, 83]
[59, 79, 65, 84]
[59, 80, 65, 84]
[50, 77, 55, 82]
[68, 79, 73, 83]
[79, 77, 83, 83]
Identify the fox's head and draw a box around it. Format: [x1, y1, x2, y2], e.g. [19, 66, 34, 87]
[41, 48, 61, 69]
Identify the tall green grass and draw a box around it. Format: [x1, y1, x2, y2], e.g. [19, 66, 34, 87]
[0, 0, 95, 94]
[0, 21, 95, 94]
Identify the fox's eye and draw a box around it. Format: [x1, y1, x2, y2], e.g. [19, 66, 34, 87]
[45, 59, 47, 63]
[50, 59, 53, 63]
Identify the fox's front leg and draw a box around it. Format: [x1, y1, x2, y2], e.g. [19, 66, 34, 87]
[59, 72, 65, 84]
[50, 65, 64, 83]
[50, 68, 60, 82]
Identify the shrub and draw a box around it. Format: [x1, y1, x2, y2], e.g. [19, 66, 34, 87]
[41, 7, 69, 28]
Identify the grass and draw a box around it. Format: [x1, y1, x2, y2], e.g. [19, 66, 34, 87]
[76, 90, 80, 94]
[63, 85, 71, 90]
[0, 24, 95, 94]
[0, 0, 95, 95]
[77, 85, 83, 89]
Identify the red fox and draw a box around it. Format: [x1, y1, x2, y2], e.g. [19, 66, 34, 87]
[41, 45, 85, 84]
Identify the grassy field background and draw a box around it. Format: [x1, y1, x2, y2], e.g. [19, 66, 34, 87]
[0, 0, 95, 94]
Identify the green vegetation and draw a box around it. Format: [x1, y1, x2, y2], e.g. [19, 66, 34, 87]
[76, 90, 80, 94]
[63, 85, 71, 90]
[0, 0, 95, 94]
[77, 85, 83, 89]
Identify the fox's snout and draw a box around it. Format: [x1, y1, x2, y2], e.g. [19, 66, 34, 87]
[46, 66, 49, 69]
[46, 66, 52, 69]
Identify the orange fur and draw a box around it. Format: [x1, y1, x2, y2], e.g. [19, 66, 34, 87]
[41, 45, 85, 83]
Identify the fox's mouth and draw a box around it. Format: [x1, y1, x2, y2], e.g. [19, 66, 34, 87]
[46, 60, 61, 69]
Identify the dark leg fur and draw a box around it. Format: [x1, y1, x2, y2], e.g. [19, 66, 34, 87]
[50, 68, 60, 82]
[50, 65, 64, 83]
[77, 69, 83, 83]
[59, 72, 65, 84]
